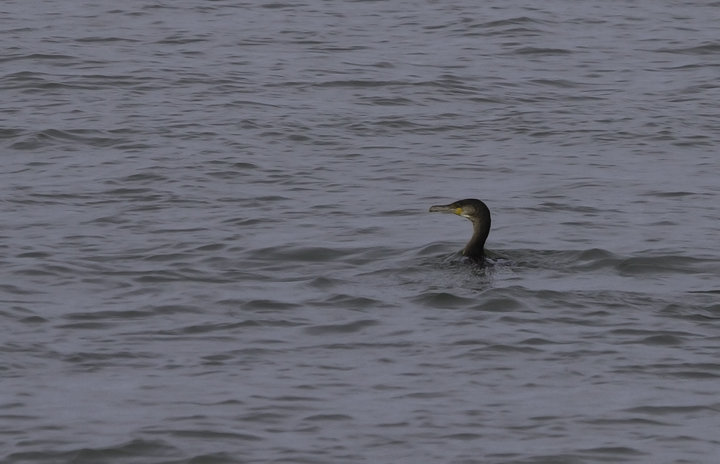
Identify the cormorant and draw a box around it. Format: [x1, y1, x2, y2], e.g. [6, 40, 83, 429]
[429, 198, 491, 263]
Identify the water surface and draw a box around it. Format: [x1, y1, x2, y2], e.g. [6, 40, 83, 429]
[2, 1, 720, 463]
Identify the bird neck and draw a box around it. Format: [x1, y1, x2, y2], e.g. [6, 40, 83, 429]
[463, 218, 490, 261]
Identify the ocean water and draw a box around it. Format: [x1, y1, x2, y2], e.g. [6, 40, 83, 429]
[2, 1, 720, 463]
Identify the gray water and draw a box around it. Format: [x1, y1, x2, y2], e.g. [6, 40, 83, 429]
[2, 1, 720, 463]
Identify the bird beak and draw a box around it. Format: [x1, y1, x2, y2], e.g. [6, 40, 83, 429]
[429, 204, 463, 215]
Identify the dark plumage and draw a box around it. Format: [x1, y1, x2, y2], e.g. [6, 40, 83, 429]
[429, 198, 491, 263]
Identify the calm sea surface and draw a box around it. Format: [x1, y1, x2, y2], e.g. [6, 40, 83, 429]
[3, 1, 720, 463]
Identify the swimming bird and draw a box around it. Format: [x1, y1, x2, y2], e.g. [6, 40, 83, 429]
[429, 198, 491, 263]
